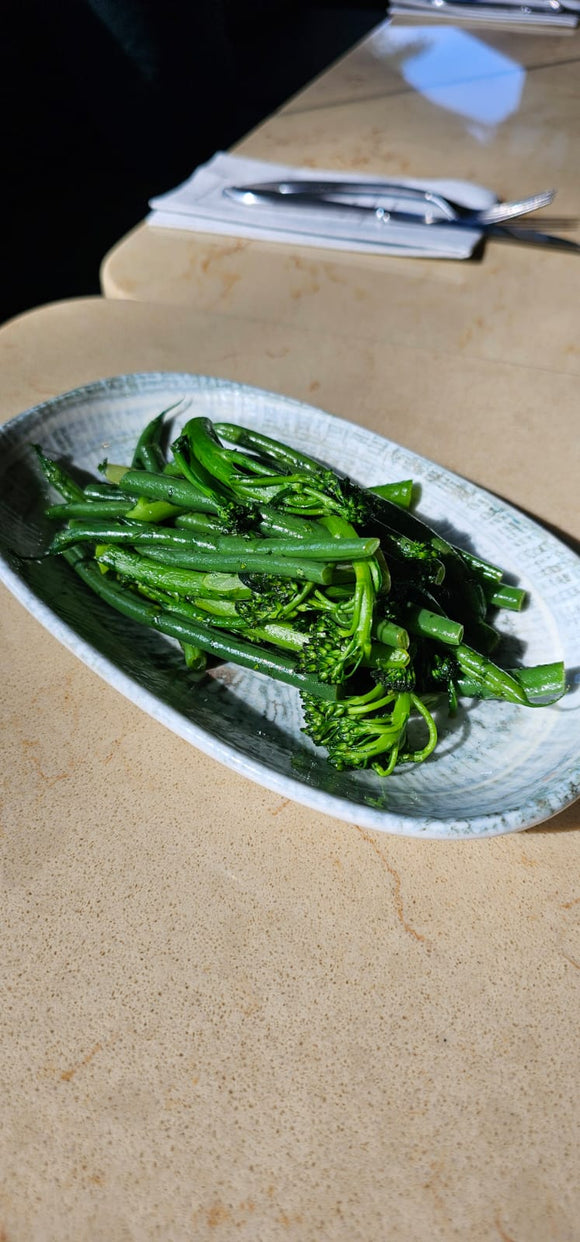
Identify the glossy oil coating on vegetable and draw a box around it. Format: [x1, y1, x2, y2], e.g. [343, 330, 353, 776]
[34, 411, 566, 777]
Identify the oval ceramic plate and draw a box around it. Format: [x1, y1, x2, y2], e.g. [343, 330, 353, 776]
[0, 372, 578, 838]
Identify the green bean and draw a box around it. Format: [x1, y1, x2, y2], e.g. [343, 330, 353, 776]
[48, 519, 207, 553]
[124, 498, 188, 523]
[131, 403, 181, 472]
[457, 549, 504, 584]
[369, 481, 415, 509]
[131, 544, 334, 584]
[257, 506, 327, 540]
[372, 619, 410, 650]
[406, 607, 464, 647]
[365, 642, 410, 670]
[87, 523, 380, 562]
[231, 535, 380, 561]
[175, 512, 231, 536]
[179, 642, 207, 671]
[113, 468, 222, 514]
[84, 482, 139, 502]
[486, 583, 527, 611]
[33, 446, 85, 502]
[46, 501, 134, 520]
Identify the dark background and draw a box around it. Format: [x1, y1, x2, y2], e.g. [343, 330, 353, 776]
[3, 1, 384, 326]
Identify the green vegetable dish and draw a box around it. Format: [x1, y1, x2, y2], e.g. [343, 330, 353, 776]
[35, 410, 566, 777]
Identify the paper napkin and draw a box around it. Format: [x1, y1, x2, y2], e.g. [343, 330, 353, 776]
[147, 152, 498, 261]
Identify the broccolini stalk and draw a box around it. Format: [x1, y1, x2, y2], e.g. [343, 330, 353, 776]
[296, 513, 379, 684]
[184, 418, 364, 519]
[458, 661, 566, 706]
[454, 645, 537, 706]
[94, 545, 255, 599]
[134, 584, 309, 653]
[236, 577, 315, 625]
[427, 645, 537, 707]
[64, 547, 339, 701]
[214, 421, 332, 479]
[139, 578, 313, 641]
[217, 424, 416, 515]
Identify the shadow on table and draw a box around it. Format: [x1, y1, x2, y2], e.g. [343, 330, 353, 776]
[2, 1, 384, 325]
[527, 802, 578, 833]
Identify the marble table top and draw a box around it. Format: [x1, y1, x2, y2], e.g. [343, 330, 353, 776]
[1, 296, 578, 1241]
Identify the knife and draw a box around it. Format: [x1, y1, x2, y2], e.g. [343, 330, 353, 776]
[485, 226, 580, 253]
[224, 185, 479, 229]
[225, 179, 463, 220]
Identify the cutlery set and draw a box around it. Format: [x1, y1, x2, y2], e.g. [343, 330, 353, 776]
[224, 180, 579, 252]
[148, 150, 578, 258]
[388, 0, 579, 26]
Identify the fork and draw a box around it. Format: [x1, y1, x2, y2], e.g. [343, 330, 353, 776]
[225, 181, 558, 228]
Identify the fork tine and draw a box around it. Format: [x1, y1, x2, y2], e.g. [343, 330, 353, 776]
[480, 190, 556, 223]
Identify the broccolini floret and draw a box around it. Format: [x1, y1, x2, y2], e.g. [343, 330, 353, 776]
[301, 683, 438, 775]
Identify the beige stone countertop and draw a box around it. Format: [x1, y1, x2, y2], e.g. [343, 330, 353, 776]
[1, 297, 579, 1242]
[101, 20, 580, 377]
